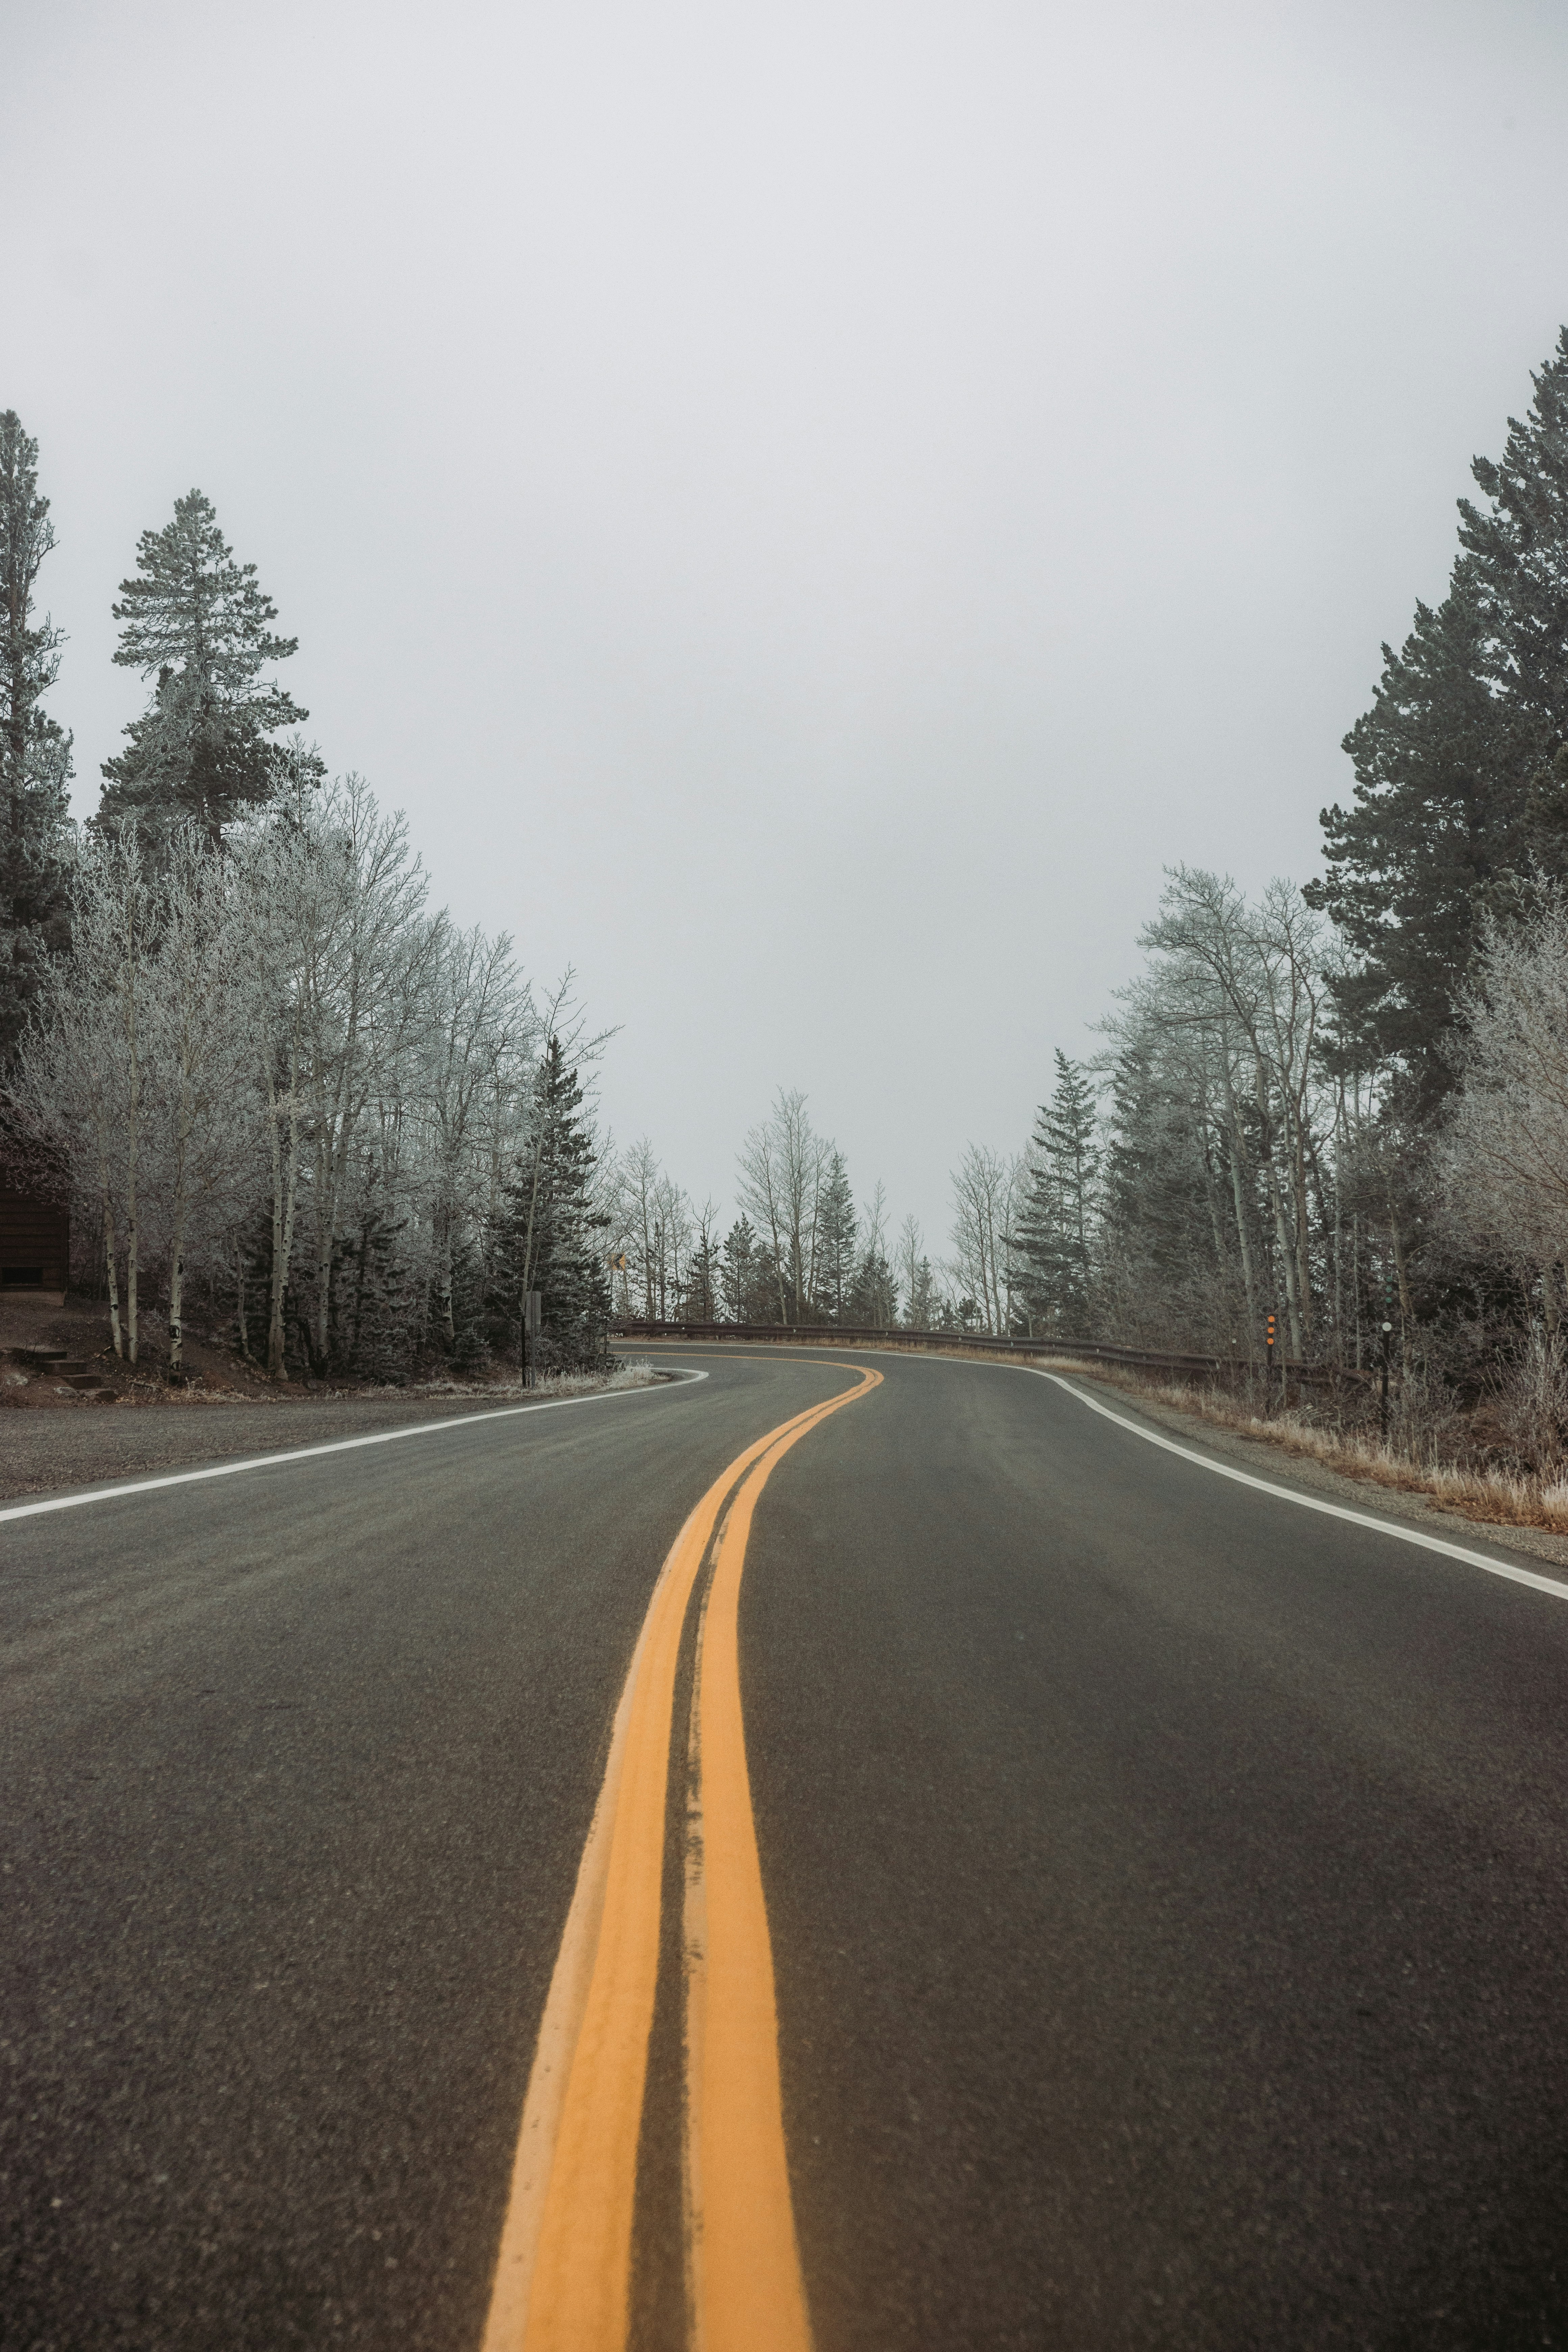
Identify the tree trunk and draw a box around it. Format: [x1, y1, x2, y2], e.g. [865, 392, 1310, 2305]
[124, 1109, 139, 1366]
[1266, 1155, 1305, 1358]
[435, 1194, 456, 1348]
[1289, 1108, 1315, 1344]
[314, 1131, 334, 1370]
[168, 1240, 186, 1376]
[124, 972, 140, 1366]
[94, 1105, 123, 1361]
[267, 1070, 299, 1380]
[1224, 1108, 1260, 1345]
[167, 1087, 193, 1377]
[1390, 1211, 1415, 1371]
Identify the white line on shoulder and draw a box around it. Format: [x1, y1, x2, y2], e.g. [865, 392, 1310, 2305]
[0, 1371, 708, 1527]
[1042, 1371, 1568, 1606]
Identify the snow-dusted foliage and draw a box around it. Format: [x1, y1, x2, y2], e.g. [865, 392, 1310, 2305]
[7, 782, 619, 1382]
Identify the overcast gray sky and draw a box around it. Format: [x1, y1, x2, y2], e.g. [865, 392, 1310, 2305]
[9, 0, 1568, 1250]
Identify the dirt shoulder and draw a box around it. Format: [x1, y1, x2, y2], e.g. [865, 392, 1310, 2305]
[1, 1292, 299, 1406]
[0, 1295, 655, 1506]
[0, 1390, 591, 1506]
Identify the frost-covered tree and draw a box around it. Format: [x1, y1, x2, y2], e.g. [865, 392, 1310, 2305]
[846, 1177, 897, 1325]
[949, 1147, 1021, 1334]
[422, 921, 533, 1349]
[145, 833, 261, 1375]
[737, 1087, 830, 1322]
[1137, 871, 1325, 1355]
[1441, 891, 1568, 1298]
[10, 828, 262, 1367]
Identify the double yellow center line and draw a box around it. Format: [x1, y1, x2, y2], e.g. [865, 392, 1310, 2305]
[482, 1364, 881, 2352]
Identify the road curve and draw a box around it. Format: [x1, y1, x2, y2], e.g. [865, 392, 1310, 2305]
[5, 1345, 1568, 2348]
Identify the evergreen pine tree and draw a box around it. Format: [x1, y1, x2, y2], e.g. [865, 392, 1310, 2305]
[0, 412, 74, 1065]
[902, 1253, 940, 1328]
[1099, 1033, 1212, 1290]
[681, 1229, 720, 1320]
[494, 1037, 610, 1369]
[1306, 572, 1515, 1112]
[1308, 328, 1568, 1114]
[845, 1241, 897, 1326]
[1460, 326, 1568, 758]
[98, 490, 307, 848]
[719, 1215, 763, 1321]
[815, 1150, 856, 1319]
[1013, 1051, 1100, 1331]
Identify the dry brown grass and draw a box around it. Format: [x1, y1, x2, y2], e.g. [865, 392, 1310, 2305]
[1033, 1355, 1568, 1537]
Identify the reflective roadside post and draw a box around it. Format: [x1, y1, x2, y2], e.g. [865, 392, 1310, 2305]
[1380, 1321, 1393, 1440]
[1265, 1311, 1276, 1407]
[524, 1289, 541, 1388]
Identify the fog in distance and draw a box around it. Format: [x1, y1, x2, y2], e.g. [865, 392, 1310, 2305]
[8, 0, 1568, 1237]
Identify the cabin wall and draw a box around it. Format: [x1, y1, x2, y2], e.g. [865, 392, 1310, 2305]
[0, 1171, 71, 1292]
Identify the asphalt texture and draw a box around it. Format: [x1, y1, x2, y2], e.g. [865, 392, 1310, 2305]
[0, 1390, 599, 1507]
[6, 1346, 1568, 2348]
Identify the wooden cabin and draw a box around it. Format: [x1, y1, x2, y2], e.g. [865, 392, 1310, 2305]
[0, 1165, 70, 1295]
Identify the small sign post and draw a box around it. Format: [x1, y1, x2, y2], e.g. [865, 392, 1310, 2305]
[523, 1289, 541, 1388]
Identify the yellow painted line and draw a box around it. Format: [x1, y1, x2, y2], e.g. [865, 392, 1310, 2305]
[685, 1364, 882, 2351]
[481, 1366, 876, 2352]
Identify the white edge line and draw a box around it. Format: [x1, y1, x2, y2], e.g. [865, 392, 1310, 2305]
[0, 1370, 709, 1527]
[1040, 1371, 1568, 1604]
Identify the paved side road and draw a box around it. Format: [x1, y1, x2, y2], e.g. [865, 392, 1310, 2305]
[5, 1346, 1568, 2347]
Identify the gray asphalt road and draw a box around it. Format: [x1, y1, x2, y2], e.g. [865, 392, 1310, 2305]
[5, 1346, 1568, 2348]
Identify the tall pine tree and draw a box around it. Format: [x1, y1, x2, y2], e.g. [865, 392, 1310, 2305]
[814, 1150, 856, 1319]
[98, 490, 307, 848]
[0, 413, 74, 1066]
[493, 1037, 611, 1369]
[1013, 1051, 1100, 1332]
[1308, 328, 1568, 1114]
[719, 1215, 765, 1321]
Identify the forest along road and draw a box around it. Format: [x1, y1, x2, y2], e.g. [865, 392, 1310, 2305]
[6, 1348, 1568, 2350]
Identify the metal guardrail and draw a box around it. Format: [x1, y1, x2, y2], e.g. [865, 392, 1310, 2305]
[609, 1320, 1361, 1385]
